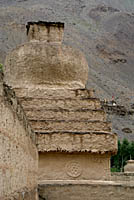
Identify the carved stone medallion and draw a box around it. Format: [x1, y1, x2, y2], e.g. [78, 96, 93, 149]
[66, 161, 82, 178]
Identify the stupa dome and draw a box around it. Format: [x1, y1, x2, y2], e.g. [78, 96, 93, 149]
[4, 21, 88, 89]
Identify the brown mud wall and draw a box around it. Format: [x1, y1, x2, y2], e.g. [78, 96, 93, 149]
[0, 73, 38, 200]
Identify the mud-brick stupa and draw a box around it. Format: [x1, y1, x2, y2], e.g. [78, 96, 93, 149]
[4, 21, 117, 181]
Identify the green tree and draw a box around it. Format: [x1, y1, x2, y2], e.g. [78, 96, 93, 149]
[120, 138, 130, 171]
[0, 63, 3, 72]
[111, 140, 121, 172]
[130, 141, 134, 160]
[111, 138, 132, 172]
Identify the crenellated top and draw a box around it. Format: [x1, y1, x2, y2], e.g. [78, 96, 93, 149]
[26, 21, 64, 43]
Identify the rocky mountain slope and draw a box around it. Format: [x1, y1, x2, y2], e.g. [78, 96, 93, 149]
[0, 0, 134, 141]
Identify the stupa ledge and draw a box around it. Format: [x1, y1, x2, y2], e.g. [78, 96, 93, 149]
[37, 131, 117, 154]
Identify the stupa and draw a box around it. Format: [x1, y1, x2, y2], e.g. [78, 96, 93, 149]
[4, 21, 117, 182]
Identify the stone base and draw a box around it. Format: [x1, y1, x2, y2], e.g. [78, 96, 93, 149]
[38, 180, 134, 200]
[38, 152, 111, 181]
[3, 188, 38, 200]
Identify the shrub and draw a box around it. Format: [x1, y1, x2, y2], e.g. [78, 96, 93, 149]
[111, 138, 134, 172]
[0, 63, 3, 71]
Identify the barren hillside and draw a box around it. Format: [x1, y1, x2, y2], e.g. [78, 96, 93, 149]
[0, 0, 134, 140]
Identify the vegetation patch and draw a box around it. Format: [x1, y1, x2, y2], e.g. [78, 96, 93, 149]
[111, 138, 134, 172]
[0, 63, 3, 72]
